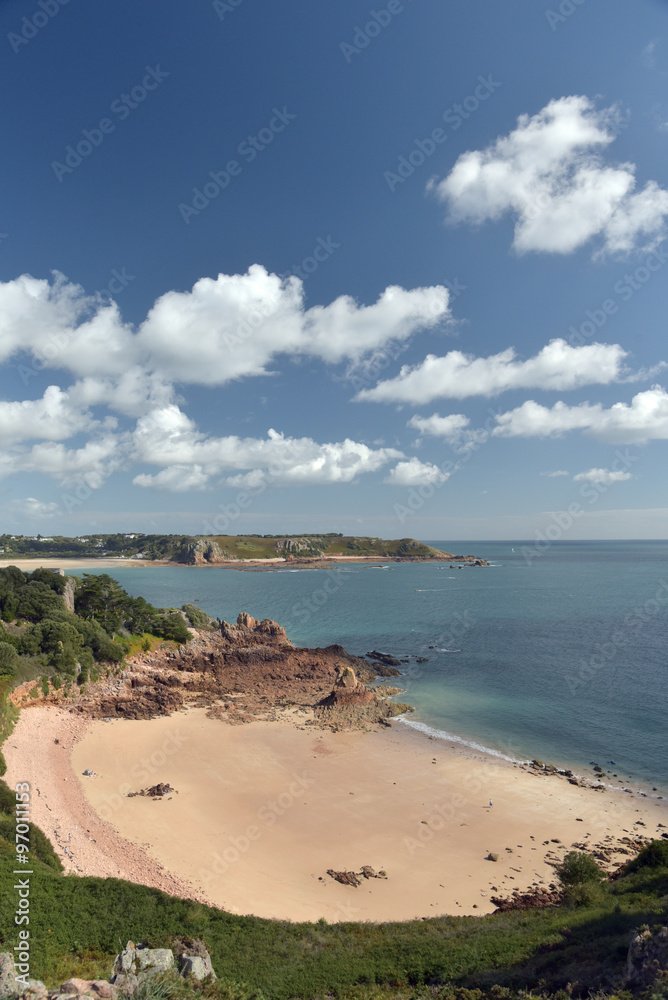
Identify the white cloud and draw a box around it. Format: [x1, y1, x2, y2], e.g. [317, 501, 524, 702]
[431, 95, 668, 256]
[12, 497, 60, 518]
[384, 457, 450, 486]
[492, 386, 668, 443]
[0, 385, 100, 444]
[0, 267, 450, 391]
[540, 469, 570, 477]
[357, 340, 626, 404]
[573, 468, 633, 485]
[131, 406, 403, 490]
[132, 465, 210, 493]
[408, 412, 471, 441]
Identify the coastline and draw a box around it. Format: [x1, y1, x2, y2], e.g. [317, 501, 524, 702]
[0, 554, 484, 573]
[6, 704, 667, 923]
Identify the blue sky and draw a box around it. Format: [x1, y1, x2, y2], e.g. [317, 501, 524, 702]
[1, 0, 668, 541]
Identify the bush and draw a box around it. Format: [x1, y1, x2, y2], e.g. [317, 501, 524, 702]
[181, 604, 215, 630]
[562, 880, 607, 907]
[556, 850, 605, 887]
[0, 641, 19, 676]
[154, 613, 190, 644]
[0, 750, 5, 777]
[626, 839, 668, 872]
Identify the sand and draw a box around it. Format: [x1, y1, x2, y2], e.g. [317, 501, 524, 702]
[5, 706, 667, 923]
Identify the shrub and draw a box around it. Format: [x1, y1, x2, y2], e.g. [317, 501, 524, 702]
[556, 851, 605, 887]
[626, 839, 668, 872]
[0, 750, 5, 777]
[562, 880, 607, 908]
[41, 676, 50, 696]
[181, 604, 215, 630]
[154, 613, 191, 644]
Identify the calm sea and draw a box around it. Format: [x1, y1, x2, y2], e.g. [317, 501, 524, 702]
[76, 541, 668, 793]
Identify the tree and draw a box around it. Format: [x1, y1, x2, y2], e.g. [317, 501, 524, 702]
[26, 619, 84, 674]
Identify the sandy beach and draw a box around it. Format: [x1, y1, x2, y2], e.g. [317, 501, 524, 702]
[5, 705, 667, 923]
[0, 554, 467, 573]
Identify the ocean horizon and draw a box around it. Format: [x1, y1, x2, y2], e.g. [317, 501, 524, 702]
[72, 539, 668, 797]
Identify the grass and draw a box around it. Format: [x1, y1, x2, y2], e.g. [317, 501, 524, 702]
[1, 836, 666, 999]
[125, 633, 179, 657]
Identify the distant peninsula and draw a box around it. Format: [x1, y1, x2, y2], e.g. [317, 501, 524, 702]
[0, 532, 489, 568]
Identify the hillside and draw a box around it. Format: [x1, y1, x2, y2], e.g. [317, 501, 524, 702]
[0, 532, 488, 566]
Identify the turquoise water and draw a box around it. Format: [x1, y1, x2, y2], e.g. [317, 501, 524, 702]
[76, 541, 668, 792]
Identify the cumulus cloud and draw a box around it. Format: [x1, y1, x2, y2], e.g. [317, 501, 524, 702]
[357, 340, 626, 404]
[0, 385, 102, 445]
[0, 267, 450, 495]
[131, 406, 403, 491]
[540, 469, 570, 477]
[431, 95, 668, 255]
[492, 386, 668, 443]
[0, 267, 450, 388]
[384, 457, 450, 486]
[573, 468, 633, 485]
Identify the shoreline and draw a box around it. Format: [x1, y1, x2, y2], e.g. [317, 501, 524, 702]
[5, 704, 667, 923]
[0, 555, 485, 573]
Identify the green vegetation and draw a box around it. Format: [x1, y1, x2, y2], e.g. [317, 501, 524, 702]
[1, 833, 667, 998]
[0, 778, 62, 873]
[0, 532, 457, 563]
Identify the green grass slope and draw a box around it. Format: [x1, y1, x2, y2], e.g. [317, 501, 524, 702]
[1, 831, 666, 999]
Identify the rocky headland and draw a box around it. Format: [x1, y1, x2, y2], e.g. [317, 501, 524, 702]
[32, 613, 413, 729]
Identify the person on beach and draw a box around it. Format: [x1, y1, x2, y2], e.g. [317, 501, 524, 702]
[489, 799, 493, 807]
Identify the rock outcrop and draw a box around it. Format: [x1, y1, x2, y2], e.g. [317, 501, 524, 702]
[176, 538, 226, 565]
[69, 612, 408, 728]
[627, 924, 668, 987]
[314, 665, 412, 729]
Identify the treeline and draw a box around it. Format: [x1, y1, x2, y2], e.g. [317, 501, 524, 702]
[0, 568, 191, 681]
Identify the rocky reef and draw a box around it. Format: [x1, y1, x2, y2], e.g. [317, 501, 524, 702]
[69, 613, 411, 729]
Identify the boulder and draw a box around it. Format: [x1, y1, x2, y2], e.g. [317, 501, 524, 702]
[0, 953, 18, 999]
[59, 980, 92, 996]
[89, 983, 117, 999]
[110, 942, 174, 993]
[627, 924, 668, 986]
[178, 955, 216, 982]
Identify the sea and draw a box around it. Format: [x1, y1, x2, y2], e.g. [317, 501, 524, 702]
[77, 540, 668, 795]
